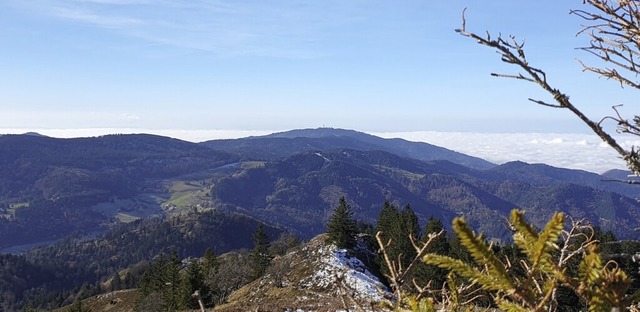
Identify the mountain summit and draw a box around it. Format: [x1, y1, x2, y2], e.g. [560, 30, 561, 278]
[200, 127, 495, 170]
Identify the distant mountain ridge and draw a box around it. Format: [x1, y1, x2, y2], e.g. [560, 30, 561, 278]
[209, 147, 640, 241]
[0, 133, 239, 249]
[1, 129, 639, 249]
[200, 127, 495, 170]
[3, 128, 640, 311]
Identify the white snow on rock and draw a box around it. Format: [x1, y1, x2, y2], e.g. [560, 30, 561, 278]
[303, 243, 389, 302]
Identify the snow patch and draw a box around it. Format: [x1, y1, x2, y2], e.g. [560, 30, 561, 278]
[314, 152, 331, 163]
[304, 243, 389, 302]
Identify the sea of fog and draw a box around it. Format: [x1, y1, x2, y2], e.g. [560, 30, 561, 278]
[1, 128, 634, 174]
[372, 131, 633, 174]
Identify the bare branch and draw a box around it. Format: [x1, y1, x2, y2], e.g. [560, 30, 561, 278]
[396, 230, 444, 285]
[375, 230, 443, 305]
[528, 98, 565, 108]
[572, 0, 640, 89]
[458, 5, 640, 174]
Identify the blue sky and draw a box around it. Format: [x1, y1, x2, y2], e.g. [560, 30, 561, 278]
[0, 0, 637, 135]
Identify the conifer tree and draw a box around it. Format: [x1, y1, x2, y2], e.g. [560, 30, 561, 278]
[375, 201, 421, 282]
[69, 300, 91, 312]
[414, 216, 450, 289]
[326, 196, 357, 249]
[136, 256, 163, 311]
[399, 204, 420, 264]
[122, 272, 134, 289]
[163, 250, 182, 311]
[202, 247, 219, 279]
[110, 272, 122, 291]
[424, 210, 636, 311]
[138, 254, 167, 298]
[375, 201, 400, 281]
[22, 303, 35, 312]
[376, 201, 399, 243]
[422, 216, 449, 255]
[135, 252, 184, 312]
[250, 224, 271, 279]
[180, 261, 209, 309]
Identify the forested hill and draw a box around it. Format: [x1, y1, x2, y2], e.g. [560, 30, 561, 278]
[209, 148, 640, 241]
[2, 130, 640, 251]
[199, 127, 495, 170]
[0, 134, 239, 250]
[0, 133, 237, 201]
[0, 210, 282, 311]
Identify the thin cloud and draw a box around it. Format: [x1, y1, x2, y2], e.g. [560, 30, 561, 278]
[10, 0, 367, 58]
[52, 7, 143, 28]
[118, 113, 140, 121]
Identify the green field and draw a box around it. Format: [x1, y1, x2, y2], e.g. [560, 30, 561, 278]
[164, 180, 211, 210]
[91, 194, 165, 222]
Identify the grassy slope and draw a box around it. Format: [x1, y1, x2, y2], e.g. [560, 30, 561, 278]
[54, 289, 138, 312]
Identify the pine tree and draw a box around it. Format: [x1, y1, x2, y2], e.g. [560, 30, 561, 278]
[376, 201, 398, 279]
[414, 216, 450, 289]
[375, 202, 422, 288]
[136, 252, 185, 312]
[326, 196, 357, 249]
[162, 250, 182, 312]
[422, 216, 449, 255]
[110, 272, 122, 291]
[376, 201, 399, 242]
[22, 303, 35, 312]
[180, 261, 209, 309]
[69, 300, 91, 312]
[202, 247, 219, 279]
[250, 224, 271, 279]
[138, 254, 167, 297]
[423, 210, 635, 311]
[399, 204, 420, 265]
[122, 271, 134, 289]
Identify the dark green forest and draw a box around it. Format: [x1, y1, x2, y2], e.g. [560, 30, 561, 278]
[0, 210, 281, 311]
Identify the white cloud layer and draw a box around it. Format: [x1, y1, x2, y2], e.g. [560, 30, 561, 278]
[373, 131, 633, 174]
[0, 128, 632, 174]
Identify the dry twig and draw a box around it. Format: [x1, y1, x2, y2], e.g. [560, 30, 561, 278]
[457, 2, 640, 174]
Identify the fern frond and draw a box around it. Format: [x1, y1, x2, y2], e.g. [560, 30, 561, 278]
[530, 212, 564, 274]
[511, 210, 564, 305]
[407, 296, 436, 312]
[511, 211, 564, 273]
[423, 254, 505, 292]
[578, 245, 602, 286]
[495, 298, 529, 312]
[446, 273, 459, 310]
[586, 297, 608, 312]
[577, 244, 633, 311]
[510, 210, 539, 254]
[452, 217, 514, 289]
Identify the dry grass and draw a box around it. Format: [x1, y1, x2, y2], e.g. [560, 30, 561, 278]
[54, 289, 139, 312]
[215, 234, 389, 312]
